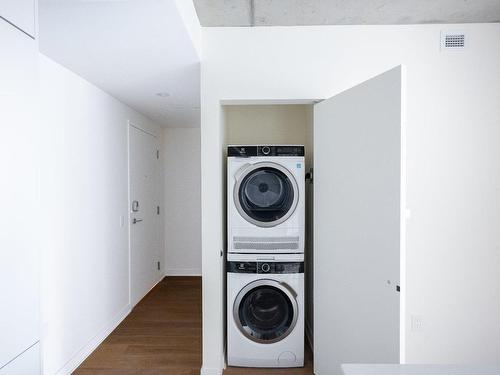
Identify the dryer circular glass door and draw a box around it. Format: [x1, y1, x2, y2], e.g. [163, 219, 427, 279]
[233, 279, 298, 344]
[234, 162, 299, 227]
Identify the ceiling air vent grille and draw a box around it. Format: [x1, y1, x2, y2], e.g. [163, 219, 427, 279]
[441, 32, 466, 50]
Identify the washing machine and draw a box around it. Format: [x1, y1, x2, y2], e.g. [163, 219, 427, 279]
[227, 145, 305, 254]
[227, 253, 304, 368]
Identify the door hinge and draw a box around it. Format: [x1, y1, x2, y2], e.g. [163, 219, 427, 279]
[157, 206, 160, 215]
[156, 150, 159, 159]
[157, 261, 161, 270]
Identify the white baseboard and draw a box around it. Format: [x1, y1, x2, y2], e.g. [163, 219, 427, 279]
[200, 367, 223, 375]
[55, 303, 131, 375]
[165, 268, 201, 276]
[306, 322, 314, 352]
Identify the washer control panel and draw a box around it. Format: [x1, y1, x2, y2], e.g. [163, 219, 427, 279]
[228, 145, 305, 157]
[228, 261, 304, 274]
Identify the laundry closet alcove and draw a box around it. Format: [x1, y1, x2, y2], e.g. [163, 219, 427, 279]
[204, 65, 406, 375]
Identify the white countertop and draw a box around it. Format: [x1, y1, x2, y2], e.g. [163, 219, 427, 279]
[342, 364, 500, 375]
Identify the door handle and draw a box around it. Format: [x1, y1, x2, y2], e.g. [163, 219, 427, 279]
[132, 218, 143, 224]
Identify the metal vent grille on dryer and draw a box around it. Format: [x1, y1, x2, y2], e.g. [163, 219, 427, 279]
[233, 236, 299, 250]
[442, 33, 465, 49]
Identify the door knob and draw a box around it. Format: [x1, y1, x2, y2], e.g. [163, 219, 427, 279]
[132, 218, 143, 224]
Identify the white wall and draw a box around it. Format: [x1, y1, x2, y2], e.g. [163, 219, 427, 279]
[225, 105, 312, 152]
[39, 54, 162, 375]
[162, 127, 202, 276]
[201, 23, 500, 373]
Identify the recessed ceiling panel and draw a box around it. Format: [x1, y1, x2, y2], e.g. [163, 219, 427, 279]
[39, 0, 200, 128]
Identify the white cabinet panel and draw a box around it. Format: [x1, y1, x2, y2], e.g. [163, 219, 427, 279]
[0, 0, 35, 37]
[0, 18, 39, 369]
[314, 66, 404, 375]
[0, 343, 40, 375]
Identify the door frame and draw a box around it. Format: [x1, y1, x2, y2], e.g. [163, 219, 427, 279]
[218, 86, 407, 363]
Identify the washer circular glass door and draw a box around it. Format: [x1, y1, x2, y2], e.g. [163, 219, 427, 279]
[234, 162, 299, 227]
[233, 279, 298, 344]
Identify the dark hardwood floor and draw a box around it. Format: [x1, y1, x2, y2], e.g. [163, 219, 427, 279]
[75, 276, 313, 375]
[74, 277, 202, 375]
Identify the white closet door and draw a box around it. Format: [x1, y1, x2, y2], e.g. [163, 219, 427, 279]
[0, 18, 39, 370]
[314, 66, 405, 375]
[0, 343, 40, 375]
[0, 0, 35, 37]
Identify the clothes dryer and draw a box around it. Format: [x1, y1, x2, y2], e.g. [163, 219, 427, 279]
[227, 145, 305, 254]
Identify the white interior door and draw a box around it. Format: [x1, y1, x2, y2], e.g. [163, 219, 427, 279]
[314, 66, 404, 375]
[0, 0, 36, 37]
[129, 124, 161, 307]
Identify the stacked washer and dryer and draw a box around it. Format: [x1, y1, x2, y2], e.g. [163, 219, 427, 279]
[227, 145, 305, 368]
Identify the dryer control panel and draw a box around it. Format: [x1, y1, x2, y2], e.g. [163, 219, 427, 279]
[228, 145, 305, 157]
[227, 261, 304, 274]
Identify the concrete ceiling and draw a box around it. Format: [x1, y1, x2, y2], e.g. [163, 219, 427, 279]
[39, 0, 201, 128]
[193, 0, 500, 26]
